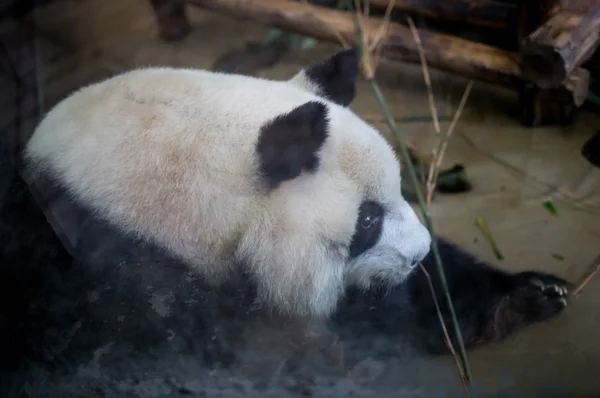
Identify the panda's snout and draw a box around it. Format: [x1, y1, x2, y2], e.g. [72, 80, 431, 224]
[408, 257, 422, 269]
[408, 224, 431, 268]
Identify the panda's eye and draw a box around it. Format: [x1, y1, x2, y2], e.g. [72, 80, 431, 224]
[360, 214, 379, 229]
[349, 201, 385, 258]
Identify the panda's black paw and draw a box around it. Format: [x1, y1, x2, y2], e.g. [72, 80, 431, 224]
[500, 271, 570, 326]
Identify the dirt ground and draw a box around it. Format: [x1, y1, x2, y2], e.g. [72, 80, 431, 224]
[11, 0, 600, 396]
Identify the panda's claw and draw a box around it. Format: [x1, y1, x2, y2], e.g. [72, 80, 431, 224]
[553, 285, 569, 296]
[538, 282, 569, 297]
[530, 279, 545, 290]
[497, 271, 572, 325]
[524, 274, 570, 296]
[559, 297, 568, 307]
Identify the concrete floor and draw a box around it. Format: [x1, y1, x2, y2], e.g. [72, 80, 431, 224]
[23, 0, 600, 395]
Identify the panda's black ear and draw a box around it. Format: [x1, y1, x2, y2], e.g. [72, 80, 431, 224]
[257, 101, 329, 189]
[301, 47, 360, 107]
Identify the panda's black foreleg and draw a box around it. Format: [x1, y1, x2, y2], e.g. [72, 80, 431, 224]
[405, 236, 571, 355]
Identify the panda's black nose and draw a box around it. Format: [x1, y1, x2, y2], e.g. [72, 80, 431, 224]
[409, 241, 430, 269]
[408, 257, 421, 269]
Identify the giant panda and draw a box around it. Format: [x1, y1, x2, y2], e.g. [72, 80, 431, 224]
[1, 48, 570, 396]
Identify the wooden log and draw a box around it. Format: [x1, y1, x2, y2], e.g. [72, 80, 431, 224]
[563, 0, 600, 13]
[187, 0, 520, 86]
[563, 66, 590, 107]
[516, 0, 561, 127]
[581, 129, 600, 168]
[516, 0, 561, 43]
[149, 0, 191, 41]
[518, 3, 600, 89]
[515, 0, 591, 127]
[518, 67, 589, 127]
[365, 0, 516, 29]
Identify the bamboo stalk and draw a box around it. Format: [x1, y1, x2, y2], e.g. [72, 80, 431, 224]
[427, 80, 473, 204]
[419, 263, 468, 389]
[350, 7, 473, 384]
[367, 70, 474, 385]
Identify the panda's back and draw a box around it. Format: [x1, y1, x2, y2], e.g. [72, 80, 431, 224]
[27, 67, 319, 170]
[23, 67, 322, 272]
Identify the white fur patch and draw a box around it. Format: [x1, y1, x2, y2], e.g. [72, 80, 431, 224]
[24, 61, 431, 317]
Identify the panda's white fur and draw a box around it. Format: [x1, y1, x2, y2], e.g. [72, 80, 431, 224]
[23, 49, 431, 317]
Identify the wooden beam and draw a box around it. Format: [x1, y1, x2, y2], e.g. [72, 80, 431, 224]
[187, 0, 520, 86]
[515, 0, 593, 127]
[366, 0, 516, 29]
[518, 67, 589, 127]
[518, 3, 600, 88]
[149, 0, 191, 41]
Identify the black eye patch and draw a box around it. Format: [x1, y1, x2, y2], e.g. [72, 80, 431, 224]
[348, 200, 385, 259]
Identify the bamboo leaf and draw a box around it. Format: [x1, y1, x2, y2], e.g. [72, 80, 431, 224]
[543, 200, 558, 215]
[475, 218, 504, 260]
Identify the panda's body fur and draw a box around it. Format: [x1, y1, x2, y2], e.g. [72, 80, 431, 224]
[1, 49, 570, 396]
[23, 50, 432, 317]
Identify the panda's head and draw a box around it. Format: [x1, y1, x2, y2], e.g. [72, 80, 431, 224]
[237, 48, 432, 317]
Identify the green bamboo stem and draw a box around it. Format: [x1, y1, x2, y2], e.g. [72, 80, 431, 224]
[367, 79, 473, 384]
[347, 2, 472, 386]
